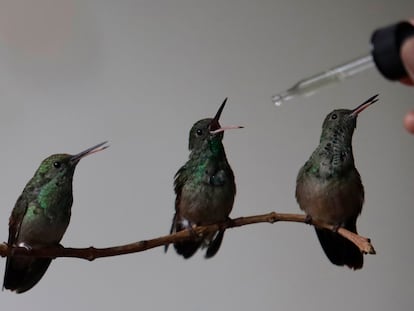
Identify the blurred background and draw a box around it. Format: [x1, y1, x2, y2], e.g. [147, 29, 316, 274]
[0, 0, 413, 310]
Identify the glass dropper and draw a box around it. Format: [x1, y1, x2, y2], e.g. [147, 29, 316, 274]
[272, 21, 414, 107]
[272, 54, 375, 106]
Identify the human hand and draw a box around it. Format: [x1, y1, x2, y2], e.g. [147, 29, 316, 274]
[401, 20, 414, 133]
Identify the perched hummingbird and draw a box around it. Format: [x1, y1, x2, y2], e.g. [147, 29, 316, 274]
[295, 94, 378, 270]
[3, 141, 108, 293]
[165, 98, 243, 259]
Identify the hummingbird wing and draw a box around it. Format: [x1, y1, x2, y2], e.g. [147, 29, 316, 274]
[6, 194, 29, 250]
[168, 165, 203, 258]
[173, 165, 188, 212]
[3, 195, 52, 293]
[3, 194, 29, 291]
[204, 230, 225, 258]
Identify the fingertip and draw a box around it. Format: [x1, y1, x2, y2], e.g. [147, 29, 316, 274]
[403, 111, 414, 134]
[399, 77, 414, 85]
[401, 37, 414, 83]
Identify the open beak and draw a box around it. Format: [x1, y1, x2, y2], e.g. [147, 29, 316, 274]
[209, 98, 244, 134]
[70, 141, 109, 164]
[350, 94, 379, 117]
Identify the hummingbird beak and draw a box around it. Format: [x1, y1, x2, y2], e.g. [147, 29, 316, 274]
[209, 97, 244, 134]
[350, 94, 379, 117]
[210, 97, 227, 132]
[70, 141, 109, 164]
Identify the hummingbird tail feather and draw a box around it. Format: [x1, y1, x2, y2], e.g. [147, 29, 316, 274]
[3, 258, 52, 293]
[164, 214, 177, 253]
[315, 227, 363, 270]
[174, 240, 202, 259]
[205, 230, 224, 259]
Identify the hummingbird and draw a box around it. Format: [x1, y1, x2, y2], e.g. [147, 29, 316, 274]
[3, 141, 108, 293]
[295, 94, 378, 270]
[165, 98, 243, 259]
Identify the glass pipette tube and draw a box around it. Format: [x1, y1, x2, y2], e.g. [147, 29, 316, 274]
[272, 54, 375, 106]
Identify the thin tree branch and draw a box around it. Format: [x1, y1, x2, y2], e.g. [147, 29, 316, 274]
[0, 212, 375, 261]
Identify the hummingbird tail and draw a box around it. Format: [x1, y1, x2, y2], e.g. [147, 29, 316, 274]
[169, 213, 226, 259]
[205, 230, 225, 259]
[174, 230, 225, 259]
[3, 257, 52, 293]
[169, 213, 202, 259]
[172, 225, 202, 259]
[315, 225, 363, 270]
[174, 240, 202, 259]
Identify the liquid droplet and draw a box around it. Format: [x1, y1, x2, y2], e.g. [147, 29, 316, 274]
[272, 95, 283, 106]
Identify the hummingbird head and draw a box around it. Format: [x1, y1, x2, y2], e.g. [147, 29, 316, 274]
[321, 94, 378, 138]
[33, 141, 109, 187]
[188, 98, 243, 151]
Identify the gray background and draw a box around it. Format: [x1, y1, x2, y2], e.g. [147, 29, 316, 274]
[0, 0, 413, 310]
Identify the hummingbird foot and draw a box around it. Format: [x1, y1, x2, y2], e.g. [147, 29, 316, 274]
[304, 215, 313, 225]
[331, 223, 344, 233]
[8, 242, 33, 256]
[189, 222, 205, 239]
[17, 242, 32, 251]
[180, 218, 203, 238]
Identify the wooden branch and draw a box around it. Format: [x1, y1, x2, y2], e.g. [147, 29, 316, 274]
[0, 212, 375, 261]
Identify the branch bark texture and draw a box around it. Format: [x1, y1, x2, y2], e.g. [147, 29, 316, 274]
[0, 212, 375, 261]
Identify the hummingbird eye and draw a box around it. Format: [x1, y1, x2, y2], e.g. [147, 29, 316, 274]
[331, 113, 337, 120]
[196, 129, 203, 136]
[53, 161, 61, 169]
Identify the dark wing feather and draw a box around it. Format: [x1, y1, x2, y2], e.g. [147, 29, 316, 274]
[165, 165, 199, 257]
[205, 230, 225, 259]
[7, 194, 29, 248]
[171, 165, 203, 258]
[3, 194, 40, 292]
[3, 194, 30, 290]
[173, 165, 188, 211]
